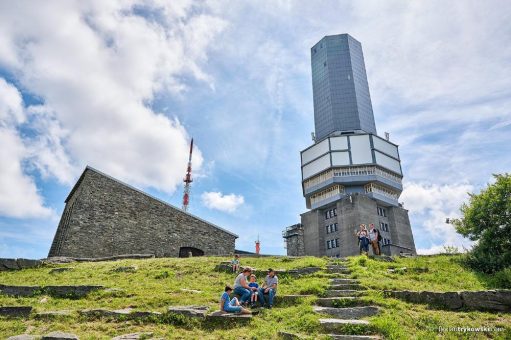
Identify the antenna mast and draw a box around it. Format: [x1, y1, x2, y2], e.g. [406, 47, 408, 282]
[182, 138, 193, 212]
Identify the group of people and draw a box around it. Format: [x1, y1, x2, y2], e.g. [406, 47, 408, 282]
[356, 223, 382, 255]
[220, 256, 278, 314]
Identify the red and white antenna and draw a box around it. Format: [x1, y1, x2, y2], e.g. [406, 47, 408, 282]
[182, 138, 193, 212]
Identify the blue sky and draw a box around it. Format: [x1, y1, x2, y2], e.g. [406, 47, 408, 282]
[1, 0, 510, 258]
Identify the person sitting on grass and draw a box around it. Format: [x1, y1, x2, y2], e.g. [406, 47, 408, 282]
[233, 267, 255, 305]
[258, 268, 278, 308]
[220, 285, 251, 314]
[231, 254, 240, 273]
[248, 274, 260, 307]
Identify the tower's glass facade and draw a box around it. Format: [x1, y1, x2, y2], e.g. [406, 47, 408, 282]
[311, 34, 377, 140]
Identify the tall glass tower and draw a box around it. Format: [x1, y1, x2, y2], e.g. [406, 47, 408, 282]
[283, 34, 416, 257]
[312, 34, 377, 140]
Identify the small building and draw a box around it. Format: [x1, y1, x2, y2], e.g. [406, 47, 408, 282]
[48, 166, 238, 258]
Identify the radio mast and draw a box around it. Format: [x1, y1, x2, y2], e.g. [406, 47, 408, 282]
[182, 138, 193, 212]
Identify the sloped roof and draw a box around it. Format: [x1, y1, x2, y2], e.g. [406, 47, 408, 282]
[65, 166, 238, 238]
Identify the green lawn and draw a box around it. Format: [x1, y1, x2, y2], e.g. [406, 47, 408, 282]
[1, 255, 510, 339]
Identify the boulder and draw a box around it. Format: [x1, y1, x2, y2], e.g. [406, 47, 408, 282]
[167, 305, 209, 318]
[42, 331, 79, 340]
[0, 306, 32, 317]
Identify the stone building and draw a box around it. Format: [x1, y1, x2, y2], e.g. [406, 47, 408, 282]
[49, 166, 238, 258]
[284, 34, 416, 257]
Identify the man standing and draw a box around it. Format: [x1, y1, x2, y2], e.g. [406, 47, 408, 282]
[233, 267, 256, 305]
[368, 223, 381, 255]
[258, 268, 278, 308]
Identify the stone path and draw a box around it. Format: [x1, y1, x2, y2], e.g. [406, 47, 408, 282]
[313, 259, 382, 339]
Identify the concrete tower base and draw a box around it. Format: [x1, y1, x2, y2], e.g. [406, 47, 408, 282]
[287, 193, 416, 257]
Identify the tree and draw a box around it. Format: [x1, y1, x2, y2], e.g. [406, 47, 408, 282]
[453, 174, 511, 273]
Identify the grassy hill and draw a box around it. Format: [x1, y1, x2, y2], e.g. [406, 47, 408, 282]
[1, 255, 510, 339]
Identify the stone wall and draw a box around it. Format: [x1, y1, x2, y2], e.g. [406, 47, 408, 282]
[0, 258, 41, 271]
[49, 167, 237, 258]
[385, 290, 511, 312]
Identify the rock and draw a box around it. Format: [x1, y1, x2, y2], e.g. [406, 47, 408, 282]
[461, 290, 511, 312]
[42, 331, 79, 339]
[0, 258, 20, 270]
[111, 333, 154, 340]
[40, 297, 49, 303]
[111, 266, 137, 273]
[44, 257, 76, 264]
[329, 336, 381, 340]
[313, 306, 379, 319]
[330, 284, 365, 290]
[278, 331, 305, 339]
[167, 306, 209, 318]
[35, 310, 72, 319]
[324, 290, 363, 298]
[179, 288, 202, 294]
[44, 285, 104, 298]
[16, 259, 42, 269]
[80, 308, 161, 320]
[319, 318, 370, 332]
[0, 306, 32, 317]
[7, 335, 36, 340]
[207, 310, 252, 322]
[49, 267, 73, 274]
[0, 285, 40, 297]
[330, 278, 359, 284]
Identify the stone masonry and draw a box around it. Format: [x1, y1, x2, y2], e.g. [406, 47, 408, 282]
[48, 166, 237, 258]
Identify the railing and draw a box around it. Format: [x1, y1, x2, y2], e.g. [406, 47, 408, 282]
[310, 185, 345, 205]
[364, 183, 399, 200]
[303, 165, 402, 190]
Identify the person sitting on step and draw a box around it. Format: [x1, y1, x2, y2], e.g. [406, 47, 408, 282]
[220, 285, 251, 314]
[258, 268, 278, 308]
[231, 254, 240, 273]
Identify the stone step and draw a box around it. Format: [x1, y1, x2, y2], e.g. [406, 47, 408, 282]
[0, 284, 104, 298]
[329, 335, 381, 340]
[330, 278, 360, 284]
[324, 290, 364, 298]
[319, 318, 371, 333]
[0, 306, 32, 317]
[330, 284, 366, 290]
[207, 310, 252, 323]
[313, 306, 379, 319]
[35, 310, 72, 319]
[327, 268, 351, 274]
[167, 305, 209, 318]
[111, 332, 154, 340]
[316, 297, 368, 308]
[42, 331, 79, 340]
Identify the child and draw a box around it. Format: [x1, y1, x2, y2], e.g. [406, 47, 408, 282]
[220, 285, 251, 314]
[231, 254, 240, 273]
[248, 274, 259, 307]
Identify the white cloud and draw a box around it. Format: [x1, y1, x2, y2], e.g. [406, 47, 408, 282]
[401, 181, 474, 254]
[201, 191, 244, 213]
[0, 78, 54, 218]
[0, 0, 227, 194]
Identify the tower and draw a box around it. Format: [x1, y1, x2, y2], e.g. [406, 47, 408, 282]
[284, 34, 416, 257]
[182, 138, 193, 212]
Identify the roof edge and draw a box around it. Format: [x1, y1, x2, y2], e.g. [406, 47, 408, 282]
[65, 165, 239, 239]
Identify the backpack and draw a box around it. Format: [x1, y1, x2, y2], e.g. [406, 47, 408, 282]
[376, 229, 382, 241]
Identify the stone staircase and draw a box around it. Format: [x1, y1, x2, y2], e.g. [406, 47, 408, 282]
[313, 259, 382, 340]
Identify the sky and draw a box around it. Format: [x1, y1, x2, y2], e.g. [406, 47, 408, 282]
[0, 0, 510, 258]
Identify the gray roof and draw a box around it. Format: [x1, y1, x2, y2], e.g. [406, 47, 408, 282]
[65, 165, 239, 238]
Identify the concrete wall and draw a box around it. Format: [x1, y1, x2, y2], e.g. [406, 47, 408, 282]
[297, 193, 416, 257]
[49, 168, 236, 258]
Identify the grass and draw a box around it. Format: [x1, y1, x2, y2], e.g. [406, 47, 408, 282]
[347, 255, 511, 339]
[1, 254, 511, 339]
[0, 256, 330, 339]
